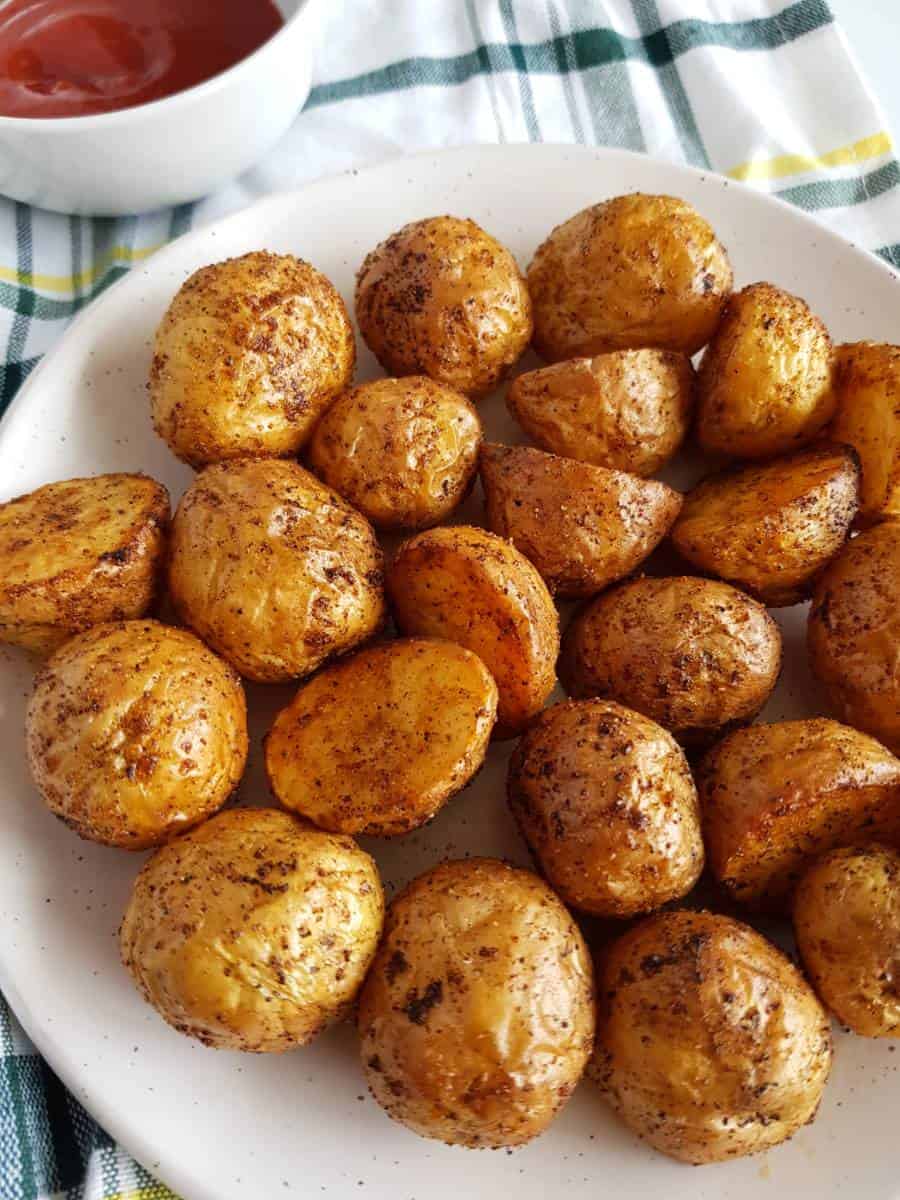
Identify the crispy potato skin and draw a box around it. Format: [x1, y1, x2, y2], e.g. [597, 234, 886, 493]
[506, 349, 695, 476]
[386, 525, 558, 736]
[696, 283, 835, 459]
[593, 910, 832, 1164]
[355, 216, 532, 397]
[150, 252, 355, 467]
[699, 719, 900, 911]
[559, 576, 782, 748]
[670, 444, 859, 606]
[26, 620, 247, 849]
[480, 443, 681, 598]
[168, 458, 385, 683]
[527, 194, 732, 361]
[808, 521, 900, 753]
[828, 341, 900, 525]
[507, 700, 703, 917]
[120, 808, 384, 1052]
[307, 376, 482, 530]
[358, 857, 594, 1148]
[266, 639, 498, 836]
[794, 844, 900, 1038]
[0, 473, 169, 654]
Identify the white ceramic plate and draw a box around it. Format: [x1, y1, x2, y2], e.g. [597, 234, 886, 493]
[2, 144, 899, 1200]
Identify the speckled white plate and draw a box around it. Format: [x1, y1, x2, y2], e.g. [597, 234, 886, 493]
[1, 144, 899, 1200]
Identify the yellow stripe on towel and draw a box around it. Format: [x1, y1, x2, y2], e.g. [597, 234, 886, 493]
[0, 242, 164, 294]
[728, 130, 893, 183]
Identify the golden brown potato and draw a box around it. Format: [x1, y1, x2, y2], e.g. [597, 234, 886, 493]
[386, 525, 558, 736]
[480, 443, 681, 598]
[559, 576, 782, 747]
[593, 909, 832, 1164]
[507, 700, 703, 917]
[355, 216, 532, 397]
[168, 458, 385, 683]
[358, 857, 594, 1148]
[699, 718, 900, 910]
[794, 843, 900, 1038]
[0, 473, 169, 654]
[266, 639, 497, 836]
[150, 252, 355, 467]
[307, 376, 481, 530]
[670, 444, 859, 606]
[696, 283, 835, 459]
[506, 348, 695, 476]
[828, 341, 900, 524]
[527, 194, 732, 362]
[808, 521, 900, 753]
[26, 620, 247, 849]
[120, 808, 384, 1052]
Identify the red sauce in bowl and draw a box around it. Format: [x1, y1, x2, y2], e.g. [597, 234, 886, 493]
[0, 0, 285, 118]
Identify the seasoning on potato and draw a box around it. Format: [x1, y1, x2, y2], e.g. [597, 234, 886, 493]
[120, 808, 384, 1052]
[355, 215, 532, 397]
[168, 457, 385, 683]
[307, 376, 482, 530]
[670, 443, 859, 606]
[0, 473, 169, 654]
[266, 639, 497, 836]
[150, 251, 355, 467]
[593, 909, 832, 1164]
[479, 443, 681, 598]
[358, 857, 594, 1148]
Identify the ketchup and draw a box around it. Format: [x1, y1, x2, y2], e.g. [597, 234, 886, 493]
[0, 0, 285, 118]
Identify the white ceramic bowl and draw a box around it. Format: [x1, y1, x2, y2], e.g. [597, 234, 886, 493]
[0, 0, 317, 216]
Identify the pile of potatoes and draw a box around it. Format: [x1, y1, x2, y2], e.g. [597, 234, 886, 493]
[2, 192, 900, 1167]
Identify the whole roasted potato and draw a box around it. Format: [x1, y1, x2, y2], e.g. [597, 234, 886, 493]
[0, 473, 169, 654]
[120, 808, 384, 1052]
[150, 252, 355, 467]
[559, 576, 782, 747]
[794, 843, 900, 1038]
[507, 700, 703, 917]
[307, 376, 481, 530]
[266, 639, 497, 836]
[480, 443, 681, 598]
[670, 444, 859, 606]
[168, 458, 385, 683]
[386, 525, 558, 736]
[527, 194, 732, 361]
[696, 282, 835, 459]
[593, 909, 832, 1163]
[699, 718, 900, 910]
[358, 857, 594, 1148]
[828, 341, 900, 524]
[355, 216, 532, 397]
[506, 348, 695, 475]
[26, 620, 247, 849]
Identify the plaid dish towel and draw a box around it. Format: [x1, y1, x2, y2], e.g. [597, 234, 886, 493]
[1, 2, 899, 1198]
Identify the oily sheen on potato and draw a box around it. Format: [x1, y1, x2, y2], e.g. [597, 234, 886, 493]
[828, 341, 900, 525]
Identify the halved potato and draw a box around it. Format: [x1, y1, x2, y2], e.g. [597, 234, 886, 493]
[828, 341, 900, 524]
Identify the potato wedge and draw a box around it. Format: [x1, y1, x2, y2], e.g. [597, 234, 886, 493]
[828, 341, 900, 524]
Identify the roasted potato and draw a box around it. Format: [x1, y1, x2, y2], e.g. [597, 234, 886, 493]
[150, 252, 355, 467]
[527, 194, 732, 361]
[593, 909, 832, 1163]
[386, 525, 558, 736]
[699, 718, 900, 910]
[670, 444, 859, 606]
[507, 699, 703, 917]
[307, 376, 481, 530]
[120, 808, 384, 1052]
[794, 843, 900, 1038]
[266, 639, 497, 836]
[559, 576, 782, 747]
[26, 620, 247, 849]
[696, 283, 835, 459]
[358, 857, 594, 1148]
[480, 443, 681, 598]
[828, 341, 900, 524]
[0, 473, 169, 654]
[355, 216, 532, 397]
[506, 348, 695, 476]
[168, 457, 385, 683]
